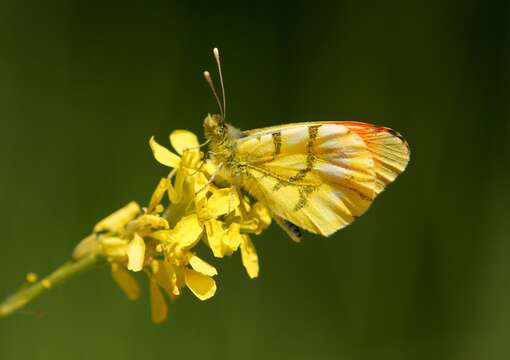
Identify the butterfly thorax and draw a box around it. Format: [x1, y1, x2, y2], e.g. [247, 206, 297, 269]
[203, 114, 243, 172]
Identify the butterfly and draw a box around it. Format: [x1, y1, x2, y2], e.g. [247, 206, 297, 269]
[202, 48, 410, 241]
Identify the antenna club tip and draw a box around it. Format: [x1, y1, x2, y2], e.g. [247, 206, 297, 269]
[203, 70, 211, 77]
[213, 47, 219, 56]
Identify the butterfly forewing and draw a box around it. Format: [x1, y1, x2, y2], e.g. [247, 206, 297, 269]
[234, 122, 402, 236]
[338, 122, 410, 193]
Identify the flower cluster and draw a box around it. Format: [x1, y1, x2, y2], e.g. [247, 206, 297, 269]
[72, 130, 271, 322]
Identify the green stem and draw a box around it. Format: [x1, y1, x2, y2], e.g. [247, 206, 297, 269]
[0, 254, 102, 318]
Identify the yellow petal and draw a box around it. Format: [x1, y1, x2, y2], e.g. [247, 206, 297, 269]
[72, 234, 99, 259]
[223, 223, 242, 253]
[149, 136, 181, 168]
[195, 189, 211, 222]
[202, 160, 219, 178]
[125, 214, 169, 237]
[193, 172, 210, 192]
[94, 202, 141, 233]
[170, 130, 199, 155]
[111, 263, 141, 300]
[148, 178, 169, 213]
[240, 235, 259, 279]
[151, 214, 203, 250]
[189, 255, 217, 276]
[174, 214, 204, 249]
[180, 148, 203, 170]
[240, 220, 259, 233]
[168, 170, 185, 204]
[127, 234, 145, 272]
[173, 264, 185, 296]
[208, 188, 240, 217]
[250, 202, 272, 233]
[100, 236, 129, 258]
[150, 229, 172, 242]
[204, 219, 226, 257]
[150, 278, 168, 323]
[154, 261, 182, 297]
[153, 261, 174, 295]
[184, 269, 216, 300]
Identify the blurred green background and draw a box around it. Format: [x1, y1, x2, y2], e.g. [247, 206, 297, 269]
[1, 1, 509, 359]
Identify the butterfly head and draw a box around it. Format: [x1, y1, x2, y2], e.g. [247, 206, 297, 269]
[203, 114, 228, 145]
[203, 49, 242, 162]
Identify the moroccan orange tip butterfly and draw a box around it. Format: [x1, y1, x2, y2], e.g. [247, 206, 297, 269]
[201, 48, 410, 241]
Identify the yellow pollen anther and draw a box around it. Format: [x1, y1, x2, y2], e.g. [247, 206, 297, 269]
[151, 260, 160, 274]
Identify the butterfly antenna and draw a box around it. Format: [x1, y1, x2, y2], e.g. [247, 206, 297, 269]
[213, 47, 226, 120]
[203, 70, 224, 118]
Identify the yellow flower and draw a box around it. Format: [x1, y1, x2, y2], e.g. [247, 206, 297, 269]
[151, 214, 204, 253]
[149, 130, 203, 183]
[152, 254, 217, 301]
[1, 119, 283, 324]
[71, 129, 272, 323]
[195, 187, 241, 257]
[150, 130, 214, 211]
[73, 202, 141, 260]
[148, 251, 217, 323]
[202, 190, 270, 276]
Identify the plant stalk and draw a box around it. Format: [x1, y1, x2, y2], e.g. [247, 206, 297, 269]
[0, 253, 101, 318]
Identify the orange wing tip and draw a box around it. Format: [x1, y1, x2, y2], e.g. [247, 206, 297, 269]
[335, 122, 410, 156]
[335, 121, 410, 193]
[333, 121, 409, 147]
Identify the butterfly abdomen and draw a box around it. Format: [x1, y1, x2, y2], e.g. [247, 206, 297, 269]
[273, 216, 303, 242]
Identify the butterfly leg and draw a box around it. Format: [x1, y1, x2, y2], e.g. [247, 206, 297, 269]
[195, 162, 224, 195]
[228, 177, 243, 214]
[190, 139, 210, 149]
